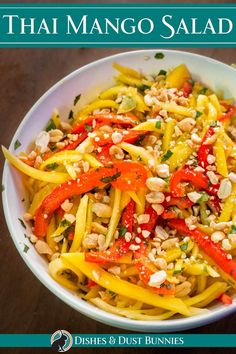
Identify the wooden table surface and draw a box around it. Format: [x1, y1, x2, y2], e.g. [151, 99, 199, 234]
[1, 1, 236, 354]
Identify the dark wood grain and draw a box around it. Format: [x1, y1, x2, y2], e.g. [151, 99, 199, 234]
[0, 1, 236, 353]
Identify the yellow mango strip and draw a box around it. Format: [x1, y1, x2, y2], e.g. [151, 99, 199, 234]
[184, 282, 227, 308]
[40, 151, 82, 170]
[99, 85, 126, 100]
[91, 222, 107, 235]
[162, 119, 176, 152]
[105, 188, 121, 248]
[61, 253, 190, 316]
[83, 286, 100, 300]
[120, 191, 131, 210]
[184, 263, 208, 276]
[135, 188, 146, 215]
[46, 215, 57, 253]
[209, 94, 222, 114]
[160, 102, 195, 118]
[166, 64, 191, 89]
[113, 62, 142, 79]
[196, 223, 214, 236]
[196, 95, 209, 114]
[220, 132, 234, 158]
[132, 119, 164, 133]
[61, 238, 68, 254]
[200, 251, 236, 290]
[120, 266, 138, 277]
[166, 141, 192, 172]
[51, 109, 61, 128]
[205, 102, 218, 128]
[49, 257, 83, 291]
[86, 198, 94, 234]
[2, 146, 69, 183]
[115, 74, 143, 88]
[76, 137, 93, 154]
[127, 191, 142, 206]
[51, 219, 72, 238]
[113, 252, 133, 264]
[90, 298, 175, 321]
[70, 194, 89, 252]
[119, 142, 156, 169]
[218, 184, 236, 222]
[196, 275, 207, 294]
[28, 184, 56, 216]
[77, 100, 118, 117]
[214, 136, 228, 177]
[83, 154, 103, 168]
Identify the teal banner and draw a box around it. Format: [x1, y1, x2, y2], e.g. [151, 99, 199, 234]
[0, 334, 236, 348]
[0, 3, 235, 47]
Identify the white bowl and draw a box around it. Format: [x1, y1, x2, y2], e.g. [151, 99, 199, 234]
[2, 49, 236, 332]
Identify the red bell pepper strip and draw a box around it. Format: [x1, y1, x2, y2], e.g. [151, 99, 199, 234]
[163, 194, 193, 209]
[96, 145, 114, 164]
[168, 218, 236, 281]
[198, 126, 215, 169]
[161, 210, 178, 220]
[72, 114, 137, 134]
[86, 279, 97, 288]
[134, 242, 175, 295]
[182, 80, 192, 98]
[35, 161, 147, 237]
[219, 106, 236, 122]
[218, 293, 233, 305]
[169, 167, 209, 197]
[60, 131, 88, 151]
[138, 204, 159, 235]
[85, 200, 135, 263]
[92, 130, 149, 147]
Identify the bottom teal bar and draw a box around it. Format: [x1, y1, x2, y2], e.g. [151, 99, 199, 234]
[0, 334, 236, 348]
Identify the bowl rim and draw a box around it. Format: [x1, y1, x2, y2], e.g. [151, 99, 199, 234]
[2, 48, 236, 332]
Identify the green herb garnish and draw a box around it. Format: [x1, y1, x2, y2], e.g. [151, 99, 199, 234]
[162, 150, 173, 162]
[158, 69, 167, 76]
[173, 269, 182, 275]
[100, 171, 121, 184]
[195, 111, 203, 119]
[74, 94, 81, 106]
[230, 225, 236, 234]
[46, 163, 59, 171]
[134, 133, 146, 146]
[155, 121, 161, 129]
[155, 52, 164, 59]
[119, 225, 128, 237]
[23, 244, 30, 253]
[1, 185, 5, 192]
[14, 139, 22, 150]
[84, 123, 92, 132]
[18, 218, 26, 229]
[198, 87, 208, 95]
[45, 119, 56, 132]
[197, 192, 209, 204]
[60, 219, 71, 227]
[180, 243, 188, 252]
[210, 121, 218, 127]
[138, 84, 150, 92]
[68, 110, 74, 120]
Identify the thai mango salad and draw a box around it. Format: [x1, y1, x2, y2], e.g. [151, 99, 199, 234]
[3, 61, 236, 320]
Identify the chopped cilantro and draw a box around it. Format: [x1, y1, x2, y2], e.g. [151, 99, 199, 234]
[60, 219, 71, 227]
[14, 139, 22, 150]
[119, 225, 128, 237]
[134, 133, 146, 146]
[166, 283, 172, 289]
[210, 121, 218, 127]
[155, 52, 164, 59]
[23, 244, 29, 253]
[180, 243, 188, 252]
[230, 225, 236, 234]
[68, 110, 74, 120]
[84, 123, 92, 132]
[158, 69, 167, 76]
[74, 94, 81, 106]
[198, 87, 208, 95]
[18, 218, 26, 229]
[162, 150, 173, 162]
[45, 119, 56, 132]
[195, 111, 203, 119]
[100, 172, 121, 184]
[46, 163, 59, 170]
[173, 269, 182, 275]
[197, 192, 209, 204]
[155, 121, 161, 129]
[138, 84, 150, 92]
[1, 185, 5, 192]
[24, 234, 29, 239]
